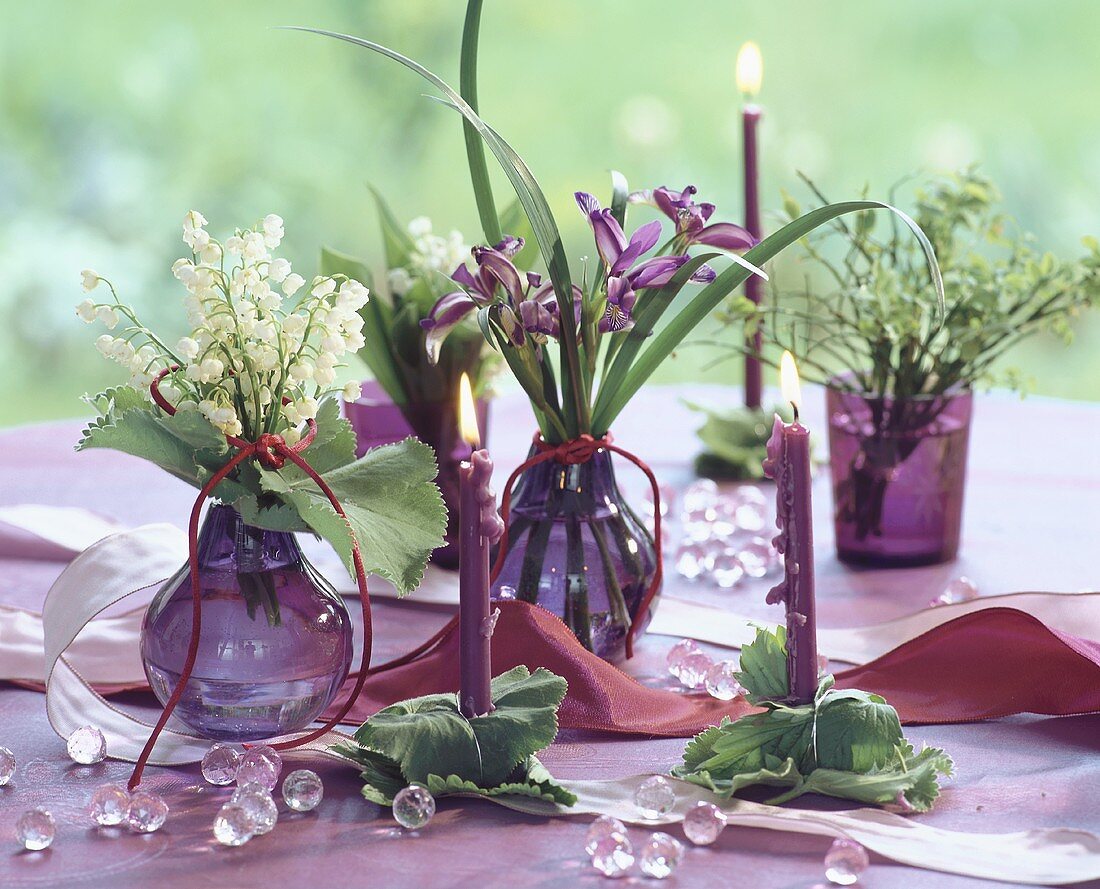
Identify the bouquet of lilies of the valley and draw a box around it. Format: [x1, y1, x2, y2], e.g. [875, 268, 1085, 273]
[293, 4, 943, 450]
[76, 212, 446, 594]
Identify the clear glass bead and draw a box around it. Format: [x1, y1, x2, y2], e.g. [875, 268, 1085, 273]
[736, 537, 776, 578]
[642, 482, 676, 519]
[231, 785, 278, 835]
[633, 775, 676, 819]
[710, 549, 746, 588]
[682, 800, 727, 845]
[930, 575, 979, 607]
[682, 515, 717, 543]
[639, 831, 684, 879]
[127, 791, 168, 833]
[665, 639, 700, 680]
[89, 783, 130, 826]
[16, 809, 55, 850]
[201, 743, 240, 786]
[675, 541, 711, 580]
[497, 585, 517, 600]
[236, 745, 281, 791]
[282, 769, 324, 812]
[733, 501, 767, 533]
[584, 814, 627, 856]
[213, 803, 255, 847]
[393, 784, 435, 829]
[709, 496, 739, 538]
[824, 837, 870, 885]
[590, 830, 634, 878]
[677, 651, 713, 690]
[733, 486, 768, 509]
[704, 660, 745, 701]
[67, 725, 107, 765]
[682, 479, 718, 514]
[0, 746, 15, 785]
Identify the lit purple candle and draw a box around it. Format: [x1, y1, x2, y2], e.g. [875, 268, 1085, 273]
[762, 351, 819, 704]
[457, 373, 505, 717]
[737, 41, 764, 410]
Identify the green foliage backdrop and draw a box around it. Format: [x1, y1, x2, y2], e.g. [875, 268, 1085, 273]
[3, 0, 1099, 425]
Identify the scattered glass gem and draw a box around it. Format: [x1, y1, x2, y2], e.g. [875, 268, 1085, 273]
[16, 808, 55, 850]
[677, 651, 713, 690]
[585, 815, 628, 856]
[736, 537, 776, 578]
[393, 784, 435, 829]
[734, 486, 768, 509]
[633, 775, 676, 819]
[665, 639, 701, 680]
[213, 803, 255, 847]
[282, 769, 324, 812]
[497, 585, 517, 600]
[643, 482, 676, 518]
[127, 791, 168, 833]
[236, 746, 282, 791]
[710, 549, 746, 588]
[675, 541, 711, 580]
[709, 498, 739, 538]
[930, 576, 980, 608]
[590, 830, 634, 878]
[231, 784, 278, 835]
[682, 479, 719, 514]
[704, 660, 745, 701]
[89, 783, 130, 826]
[681, 514, 716, 543]
[67, 725, 107, 765]
[639, 831, 684, 879]
[733, 500, 767, 532]
[824, 837, 870, 885]
[682, 800, 727, 845]
[201, 743, 240, 786]
[0, 746, 15, 786]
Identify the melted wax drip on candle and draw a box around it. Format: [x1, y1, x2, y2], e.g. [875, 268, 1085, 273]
[469, 450, 506, 544]
[762, 415, 791, 607]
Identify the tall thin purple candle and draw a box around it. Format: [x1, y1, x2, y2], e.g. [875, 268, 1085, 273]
[457, 374, 505, 718]
[762, 352, 819, 704]
[737, 42, 764, 410]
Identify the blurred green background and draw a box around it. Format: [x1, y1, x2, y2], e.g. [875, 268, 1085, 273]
[3, 0, 1099, 426]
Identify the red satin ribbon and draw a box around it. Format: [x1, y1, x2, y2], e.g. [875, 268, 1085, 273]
[128, 370, 374, 790]
[490, 432, 664, 659]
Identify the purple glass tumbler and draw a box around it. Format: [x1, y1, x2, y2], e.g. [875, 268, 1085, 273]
[827, 383, 972, 567]
[140, 504, 353, 741]
[490, 446, 659, 662]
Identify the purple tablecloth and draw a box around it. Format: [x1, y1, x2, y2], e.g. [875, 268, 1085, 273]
[2, 385, 1099, 888]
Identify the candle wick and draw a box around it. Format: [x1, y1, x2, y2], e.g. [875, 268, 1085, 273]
[790, 401, 799, 423]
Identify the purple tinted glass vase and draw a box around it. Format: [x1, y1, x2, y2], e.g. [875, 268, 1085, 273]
[345, 381, 490, 569]
[827, 382, 972, 567]
[490, 446, 659, 662]
[140, 504, 353, 741]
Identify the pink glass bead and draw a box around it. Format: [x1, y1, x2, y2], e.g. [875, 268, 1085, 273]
[704, 660, 745, 701]
[929, 575, 979, 607]
[585, 815, 627, 856]
[666, 639, 701, 679]
[824, 837, 870, 885]
[683, 800, 727, 845]
[639, 831, 684, 878]
[677, 651, 714, 690]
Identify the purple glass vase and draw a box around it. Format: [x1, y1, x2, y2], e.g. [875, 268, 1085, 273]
[344, 381, 490, 569]
[140, 504, 353, 741]
[827, 382, 972, 567]
[490, 445, 659, 662]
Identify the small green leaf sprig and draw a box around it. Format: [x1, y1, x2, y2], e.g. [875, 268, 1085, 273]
[673, 626, 953, 812]
[334, 666, 577, 807]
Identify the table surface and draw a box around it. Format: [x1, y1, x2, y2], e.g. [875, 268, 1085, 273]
[2, 384, 1100, 889]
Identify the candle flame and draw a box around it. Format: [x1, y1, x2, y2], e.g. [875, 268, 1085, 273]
[780, 350, 802, 415]
[736, 41, 763, 98]
[458, 373, 480, 447]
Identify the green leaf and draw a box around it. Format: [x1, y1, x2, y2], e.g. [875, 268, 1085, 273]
[368, 186, 417, 269]
[78, 406, 208, 490]
[460, 0, 502, 244]
[425, 756, 577, 806]
[498, 199, 537, 269]
[813, 689, 905, 772]
[590, 200, 944, 433]
[735, 625, 790, 703]
[332, 743, 408, 805]
[263, 436, 446, 595]
[676, 757, 804, 799]
[609, 170, 628, 229]
[279, 397, 358, 478]
[792, 746, 955, 812]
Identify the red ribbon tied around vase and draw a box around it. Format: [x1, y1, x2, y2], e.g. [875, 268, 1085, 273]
[490, 431, 664, 659]
[129, 369, 374, 790]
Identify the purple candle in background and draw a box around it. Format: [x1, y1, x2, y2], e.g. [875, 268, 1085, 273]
[762, 351, 819, 704]
[457, 374, 505, 717]
[737, 41, 764, 410]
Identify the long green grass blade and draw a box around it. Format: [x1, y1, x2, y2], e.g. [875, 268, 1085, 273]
[368, 186, 415, 269]
[460, 0, 502, 244]
[590, 201, 943, 432]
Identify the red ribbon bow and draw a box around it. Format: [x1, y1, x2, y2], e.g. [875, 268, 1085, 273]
[128, 370, 374, 790]
[490, 431, 664, 659]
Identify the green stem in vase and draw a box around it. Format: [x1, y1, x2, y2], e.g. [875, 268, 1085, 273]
[564, 515, 592, 651]
[589, 522, 632, 634]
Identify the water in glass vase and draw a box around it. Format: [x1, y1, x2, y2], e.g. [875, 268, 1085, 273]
[491, 447, 659, 662]
[140, 505, 353, 741]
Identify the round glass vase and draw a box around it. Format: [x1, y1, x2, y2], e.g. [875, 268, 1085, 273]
[140, 504, 354, 742]
[826, 381, 973, 567]
[490, 445, 659, 662]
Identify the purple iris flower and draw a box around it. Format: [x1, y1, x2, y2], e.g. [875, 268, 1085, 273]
[598, 275, 637, 333]
[421, 235, 579, 362]
[633, 184, 756, 252]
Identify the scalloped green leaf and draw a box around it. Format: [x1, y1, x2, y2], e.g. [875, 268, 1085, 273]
[735, 624, 790, 703]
